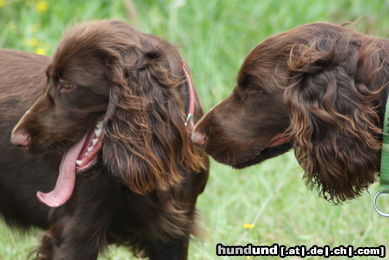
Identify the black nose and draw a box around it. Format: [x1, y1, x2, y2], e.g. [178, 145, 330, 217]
[191, 131, 207, 147]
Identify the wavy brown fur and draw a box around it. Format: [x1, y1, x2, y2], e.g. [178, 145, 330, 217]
[285, 33, 386, 202]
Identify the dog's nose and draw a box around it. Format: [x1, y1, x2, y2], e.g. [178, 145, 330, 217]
[10, 130, 30, 147]
[191, 131, 207, 147]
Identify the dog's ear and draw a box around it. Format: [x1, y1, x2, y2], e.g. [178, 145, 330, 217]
[284, 35, 384, 202]
[101, 43, 205, 194]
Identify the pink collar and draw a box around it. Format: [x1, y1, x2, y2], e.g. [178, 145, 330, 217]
[182, 62, 195, 129]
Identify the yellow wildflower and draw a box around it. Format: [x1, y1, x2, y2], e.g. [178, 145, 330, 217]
[34, 48, 46, 55]
[36, 0, 48, 13]
[0, 0, 6, 8]
[26, 38, 39, 47]
[243, 223, 254, 229]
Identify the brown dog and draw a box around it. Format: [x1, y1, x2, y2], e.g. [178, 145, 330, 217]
[192, 22, 389, 202]
[9, 19, 208, 259]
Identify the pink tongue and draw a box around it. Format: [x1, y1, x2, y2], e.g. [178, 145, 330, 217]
[37, 134, 87, 208]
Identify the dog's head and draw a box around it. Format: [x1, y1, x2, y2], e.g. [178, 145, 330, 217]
[193, 23, 388, 202]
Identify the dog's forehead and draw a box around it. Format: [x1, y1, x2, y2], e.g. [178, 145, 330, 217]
[47, 53, 106, 87]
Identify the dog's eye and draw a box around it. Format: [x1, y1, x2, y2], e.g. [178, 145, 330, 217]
[258, 88, 266, 94]
[59, 83, 76, 93]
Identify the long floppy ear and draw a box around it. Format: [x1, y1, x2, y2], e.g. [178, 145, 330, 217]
[284, 35, 385, 202]
[101, 43, 205, 194]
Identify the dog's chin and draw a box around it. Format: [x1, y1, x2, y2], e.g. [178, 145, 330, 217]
[230, 142, 293, 169]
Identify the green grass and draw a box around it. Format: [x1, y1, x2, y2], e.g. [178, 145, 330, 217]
[1, 0, 389, 259]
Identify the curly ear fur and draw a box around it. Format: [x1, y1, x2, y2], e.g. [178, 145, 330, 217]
[284, 34, 386, 202]
[100, 25, 205, 194]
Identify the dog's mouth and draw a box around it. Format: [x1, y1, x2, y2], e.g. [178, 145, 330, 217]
[75, 121, 104, 173]
[232, 133, 292, 169]
[37, 120, 104, 208]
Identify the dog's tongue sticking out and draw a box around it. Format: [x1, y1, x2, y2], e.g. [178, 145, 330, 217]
[37, 121, 103, 208]
[37, 134, 87, 207]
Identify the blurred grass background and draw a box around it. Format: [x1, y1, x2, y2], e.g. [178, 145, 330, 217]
[0, 0, 389, 259]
